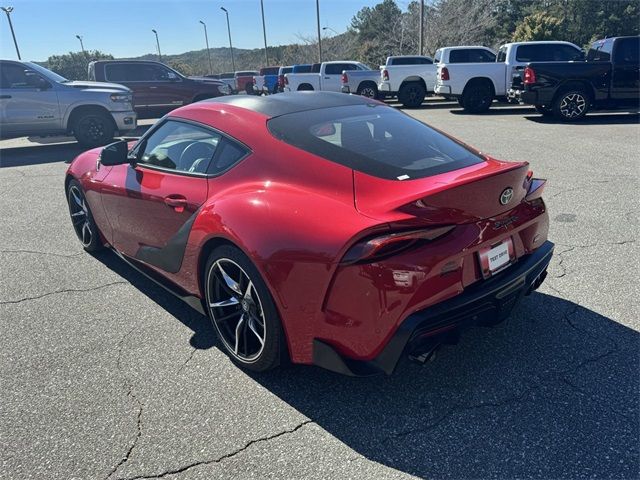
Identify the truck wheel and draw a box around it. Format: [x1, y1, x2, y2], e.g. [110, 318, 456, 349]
[461, 81, 493, 113]
[457, 98, 465, 107]
[245, 83, 255, 95]
[534, 105, 553, 117]
[398, 82, 426, 108]
[357, 82, 378, 99]
[73, 111, 115, 148]
[553, 89, 589, 121]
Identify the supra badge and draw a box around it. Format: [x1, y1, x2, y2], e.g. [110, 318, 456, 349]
[500, 187, 514, 205]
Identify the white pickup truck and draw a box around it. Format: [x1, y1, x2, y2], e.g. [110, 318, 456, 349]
[284, 61, 369, 92]
[435, 41, 584, 113]
[378, 48, 497, 107]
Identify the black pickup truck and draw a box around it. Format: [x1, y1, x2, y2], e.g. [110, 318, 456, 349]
[519, 36, 639, 120]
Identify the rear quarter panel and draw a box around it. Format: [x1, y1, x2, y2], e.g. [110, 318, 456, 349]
[437, 62, 505, 95]
[526, 61, 612, 101]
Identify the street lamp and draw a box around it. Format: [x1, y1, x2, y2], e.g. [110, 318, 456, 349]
[75, 34, 87, 57]
[322, 26, 338, 36]
[199, 20, 213, 75]
[220, 7, 235, 72]
[260, 0, 268, 66]
[1, 6, 21, 60]
[315, 0, 322, 62]
[151, 29, 162, 62]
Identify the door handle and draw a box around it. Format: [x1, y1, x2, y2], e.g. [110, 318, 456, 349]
[0, 95, 11, 99]
[164, 195, 187, 212]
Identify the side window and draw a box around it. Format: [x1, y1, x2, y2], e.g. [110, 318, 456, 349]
[0, 63, 29, 88]
[480, 50, 497, 62]
[137, 120, 221, 174]
[553, 45, 584, 61]
[449, 50, 468, 63]
[208, 138, 249, 175]
[469, 49, 496, 62]
[434, 50, 442, 63]
[419, 57, 433, 64]
[325, 64, 348, 74]
[497, 47, 507, 63]
[614, 38, 640, 64]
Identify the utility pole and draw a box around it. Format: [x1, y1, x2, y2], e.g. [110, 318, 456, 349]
[260, 0, 268, 66]
[315, 0, 322, 62]
[199, 20, 213, 75]
[151, 29, 162, 61]
[419, 0, 424, 56]
[76, 35, 87, 58]
[1, 6, 21, 60]
[220, 7, 236, 72]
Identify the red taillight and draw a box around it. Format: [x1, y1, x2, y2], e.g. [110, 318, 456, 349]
[382, 69, 389, 81]
[439, 66, 450, 81]
[341, 226, 454, 264]
[252, 76, 257, 85]
[284, 75, 289, 85]
[278, 74, 285, 87]
[523, 66, 536, 85]
[341, 72, 348, 84]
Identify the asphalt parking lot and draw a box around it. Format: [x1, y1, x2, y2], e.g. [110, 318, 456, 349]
[1, 100, 638, 480]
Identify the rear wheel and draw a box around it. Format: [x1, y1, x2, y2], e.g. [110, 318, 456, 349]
[204, 245, 286, 372]
[357, 82, 378, 99]
[461, 81, 493, 113]
[73, 111, 115, 147]
[553, 89, 589, 121]
[398, 82, 426, 108]
[66, 179, 103, 252]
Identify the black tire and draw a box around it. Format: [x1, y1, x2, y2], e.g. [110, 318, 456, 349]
[66, 179, 104, 252]
[204, 245, 286, 372]
[534, 105, 554, 117]
[298, 84, 314, 91]
[245, 83, 255, 95]
[552, 89, 590, 121]
[357, 82, 378, 99]
[398, 82, 426, 108]
[461, 81, 494, 113]
[457, 97, 465, 107]
[72, 111, 115, 148]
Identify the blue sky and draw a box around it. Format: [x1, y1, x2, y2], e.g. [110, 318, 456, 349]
[0, 0, 394, 61]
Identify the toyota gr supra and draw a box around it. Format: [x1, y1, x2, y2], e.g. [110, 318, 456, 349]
[65, 92, 553, 375]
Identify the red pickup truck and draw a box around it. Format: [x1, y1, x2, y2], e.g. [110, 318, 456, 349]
[235, 71, 258, 94]
[88, 60, 230, 116]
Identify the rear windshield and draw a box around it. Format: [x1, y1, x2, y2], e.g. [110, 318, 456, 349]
[267, 104, 483, 180]
[236, 71, 257, 77]
[261, 67, 280, 75]
[293, 65, 312, 73]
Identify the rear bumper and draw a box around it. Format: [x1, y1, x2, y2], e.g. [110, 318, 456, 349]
[435, 84, 452, 96]
[313, 240, 554, 376]
[111, 110, 137, 132]
[341, 86, 351, 94]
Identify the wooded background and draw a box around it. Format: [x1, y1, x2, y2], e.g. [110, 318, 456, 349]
[44, 0, 639, 79]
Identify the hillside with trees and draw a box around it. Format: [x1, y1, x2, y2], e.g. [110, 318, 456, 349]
[43, 0, 638, 80]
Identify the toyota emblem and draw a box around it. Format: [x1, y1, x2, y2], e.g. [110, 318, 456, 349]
[500, 187, 514, 205]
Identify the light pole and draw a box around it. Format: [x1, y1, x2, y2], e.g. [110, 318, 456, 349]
[315, 0, 322, 62]
[419, 0, 424, 56]
[151, 29, 162, 62]
[76, 35, 87, 57]
[199, 20, 212, 75]
[220, 7, 235, 72]
[1, 6, 21, 60]
[322, 26, 338, 36]
[260, 0, 268, 66]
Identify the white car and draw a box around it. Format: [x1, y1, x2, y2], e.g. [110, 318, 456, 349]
[284, 61, 369, 93]
[435, 41, 583, 113]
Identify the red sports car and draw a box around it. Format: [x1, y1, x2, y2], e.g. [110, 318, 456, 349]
[65, 92, 553, 375]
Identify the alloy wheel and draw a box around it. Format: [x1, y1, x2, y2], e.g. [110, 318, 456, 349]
[207, 258, 267, 363]
[559, 93, 586, 118]
[68, 185, 93, 247]
[78, 117, 105, 142]
[359, 86, 376, 98]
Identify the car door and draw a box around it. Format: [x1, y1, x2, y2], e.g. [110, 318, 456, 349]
[100, 118, 220, 272]
[0, 61, 60, 136]
[323, 63, 356, 92]
[611, 37, 640, 101]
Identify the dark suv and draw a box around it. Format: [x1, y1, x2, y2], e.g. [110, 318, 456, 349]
[88, 60, 230, 117]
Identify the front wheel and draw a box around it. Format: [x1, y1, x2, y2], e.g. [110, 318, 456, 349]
[398, 82, 426, 108]
[73, 111, 115, 148]
[553, 90, 589, 121]
[66, 179, 104, 252]
[204, 245, 286, 372]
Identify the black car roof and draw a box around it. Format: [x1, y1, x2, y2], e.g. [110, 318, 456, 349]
[202, 91, 379, 117]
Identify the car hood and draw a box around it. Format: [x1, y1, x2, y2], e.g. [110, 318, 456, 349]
[63, 81, 131, 93]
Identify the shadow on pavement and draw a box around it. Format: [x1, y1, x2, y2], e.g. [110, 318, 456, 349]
[449, 105, 536, 116]
[524, 112, 640, 125]
[93, 247, 639, 478]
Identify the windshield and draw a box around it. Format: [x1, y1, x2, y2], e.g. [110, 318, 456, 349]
[25, 62, 68, 83]
[268, 104, 483, 181]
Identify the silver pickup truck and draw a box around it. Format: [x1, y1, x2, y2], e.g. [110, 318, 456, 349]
[0, 60, 137, 147]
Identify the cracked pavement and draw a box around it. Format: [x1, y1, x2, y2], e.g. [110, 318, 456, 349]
[1, 104, 638, 479]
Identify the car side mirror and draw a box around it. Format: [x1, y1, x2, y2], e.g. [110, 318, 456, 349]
[24, 71, 50, 90]
[99, 140, 130, 166]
